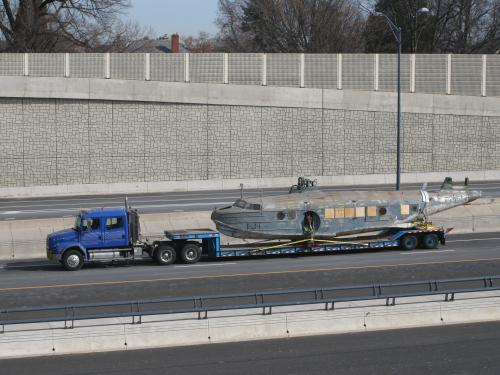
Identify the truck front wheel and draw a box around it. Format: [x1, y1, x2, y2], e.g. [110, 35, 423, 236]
[180, 243, 201, 264]
[155, 245, 176, 265]
[62, 249, 84, 271]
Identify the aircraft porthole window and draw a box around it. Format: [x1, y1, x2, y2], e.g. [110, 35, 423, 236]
[378, 207, 387, 216]
[287, 210, 296, 220]
[277, 211, 286, 220]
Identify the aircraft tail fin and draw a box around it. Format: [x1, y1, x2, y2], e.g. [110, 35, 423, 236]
[440, 177, 470, 191]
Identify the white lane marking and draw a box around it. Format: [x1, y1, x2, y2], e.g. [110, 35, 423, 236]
[1, 211, 20, 214]
[0, 196, 240, 210]
[174, 210, 185, 212]
[447, 237, 500, 243]
[0, 201, 233, 215]
[174, 262, 237, 268]
[400, 249, 456, 255]
[4, 218, 16, 220]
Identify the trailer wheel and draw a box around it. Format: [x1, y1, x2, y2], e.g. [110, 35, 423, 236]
[180, 243, 201, 264]
[62, 249, 84, 271]
[155, 245, 176, 265]
[421, 233, 439, 249]
[400, 235, 418, 251]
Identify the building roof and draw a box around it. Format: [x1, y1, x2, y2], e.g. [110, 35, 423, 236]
[129, 36, 189, 53]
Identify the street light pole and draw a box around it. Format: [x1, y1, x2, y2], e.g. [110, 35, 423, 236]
[396, 26, 402, 191]
[359, 4, 429, 191]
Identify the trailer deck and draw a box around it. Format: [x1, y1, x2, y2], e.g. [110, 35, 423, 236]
[164, 226, 448, 259]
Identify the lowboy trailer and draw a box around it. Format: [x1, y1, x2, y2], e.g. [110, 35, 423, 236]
[46, 205, 450, 271]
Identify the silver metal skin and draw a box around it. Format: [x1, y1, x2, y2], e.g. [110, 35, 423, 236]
[211, 178, 481, 240]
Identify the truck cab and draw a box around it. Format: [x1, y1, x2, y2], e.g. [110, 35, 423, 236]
[46, 207, 141, 270]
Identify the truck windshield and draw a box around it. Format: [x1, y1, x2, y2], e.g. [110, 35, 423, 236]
[73, 216, 81, 230]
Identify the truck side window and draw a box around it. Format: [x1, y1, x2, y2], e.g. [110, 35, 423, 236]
[106, 217, 124, 230]
[82, 218, 100, 231]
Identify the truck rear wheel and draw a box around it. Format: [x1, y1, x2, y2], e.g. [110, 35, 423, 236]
[421, 233, 439, 249]
[155, 245, 176, 265]
[62, 249, 84, 271]
[400, 235, 418, 251]
[180, 243, 201, 264]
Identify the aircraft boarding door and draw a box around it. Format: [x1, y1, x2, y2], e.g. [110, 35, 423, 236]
[103, 216, 128, 248]
[80, 217, 103, 249]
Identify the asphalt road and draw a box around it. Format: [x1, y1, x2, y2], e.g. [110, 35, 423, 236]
[0, 180, 498, 221]
[1, 232, 500, 309]
[2, 321, 500, 374]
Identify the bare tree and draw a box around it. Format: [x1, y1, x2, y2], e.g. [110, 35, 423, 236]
[0, 0, 150, 52]
[216, 0, 365, 53]
[183, 31, 220, 53]
[364, 0, 500, 53]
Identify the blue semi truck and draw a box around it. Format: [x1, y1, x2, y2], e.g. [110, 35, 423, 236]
[46, 204, 449, 271]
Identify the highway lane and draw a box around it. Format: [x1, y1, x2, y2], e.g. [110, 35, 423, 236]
[0, 232, 499, 309]
[0, 180, 498, 221]
[3, 321, 500, 374]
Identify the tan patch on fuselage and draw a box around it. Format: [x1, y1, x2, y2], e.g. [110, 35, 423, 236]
[355, 207, 365, 218]
[335, 207, 345, 218]
[325, 208, 335, 219]
[401, 204, 410, 215]
[345, 207, 355, 218]
[367, 206, 377, 217]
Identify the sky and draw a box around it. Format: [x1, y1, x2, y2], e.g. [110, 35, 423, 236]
[128, 0, 220, 37]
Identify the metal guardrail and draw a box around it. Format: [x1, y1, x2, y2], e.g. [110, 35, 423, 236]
[1, 276, 499, 331]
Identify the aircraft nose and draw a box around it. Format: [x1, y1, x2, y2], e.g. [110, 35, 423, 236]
[211, 209, 220, 222]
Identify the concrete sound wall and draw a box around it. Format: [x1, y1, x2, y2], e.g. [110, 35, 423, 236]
[0, 77, 499, 195]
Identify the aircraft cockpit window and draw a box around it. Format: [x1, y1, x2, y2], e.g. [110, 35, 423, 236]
[234, 199, 246, 208]
[246, 203, 261, 210]
[233, 199, 261, 210]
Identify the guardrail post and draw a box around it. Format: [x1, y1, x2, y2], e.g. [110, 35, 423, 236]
[482, 55, 487, 97]
[64, 53, 70, 78]
[223, 53, 229, 84]
[145, 53, 150, 81]
[446, 54, 452, 95]
[300, 53, 305, 88]
[262, 54, 267, 86]
[374, 54, 379, 91]
[337, 53, 342, 90]
[184, 53, 190, 83]
[23, 53, 29, 76]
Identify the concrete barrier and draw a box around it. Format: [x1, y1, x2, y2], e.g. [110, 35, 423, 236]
[1, 199, 499, 261]
[1, 291, 499, 359]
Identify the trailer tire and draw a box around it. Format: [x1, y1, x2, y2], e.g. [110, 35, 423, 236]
[421, 233, 439, 249]
[62, 249, 84, 271]
[155, 245, 176, 265]
[400, 235, 418, 251]
[180, 243, 201, 264]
